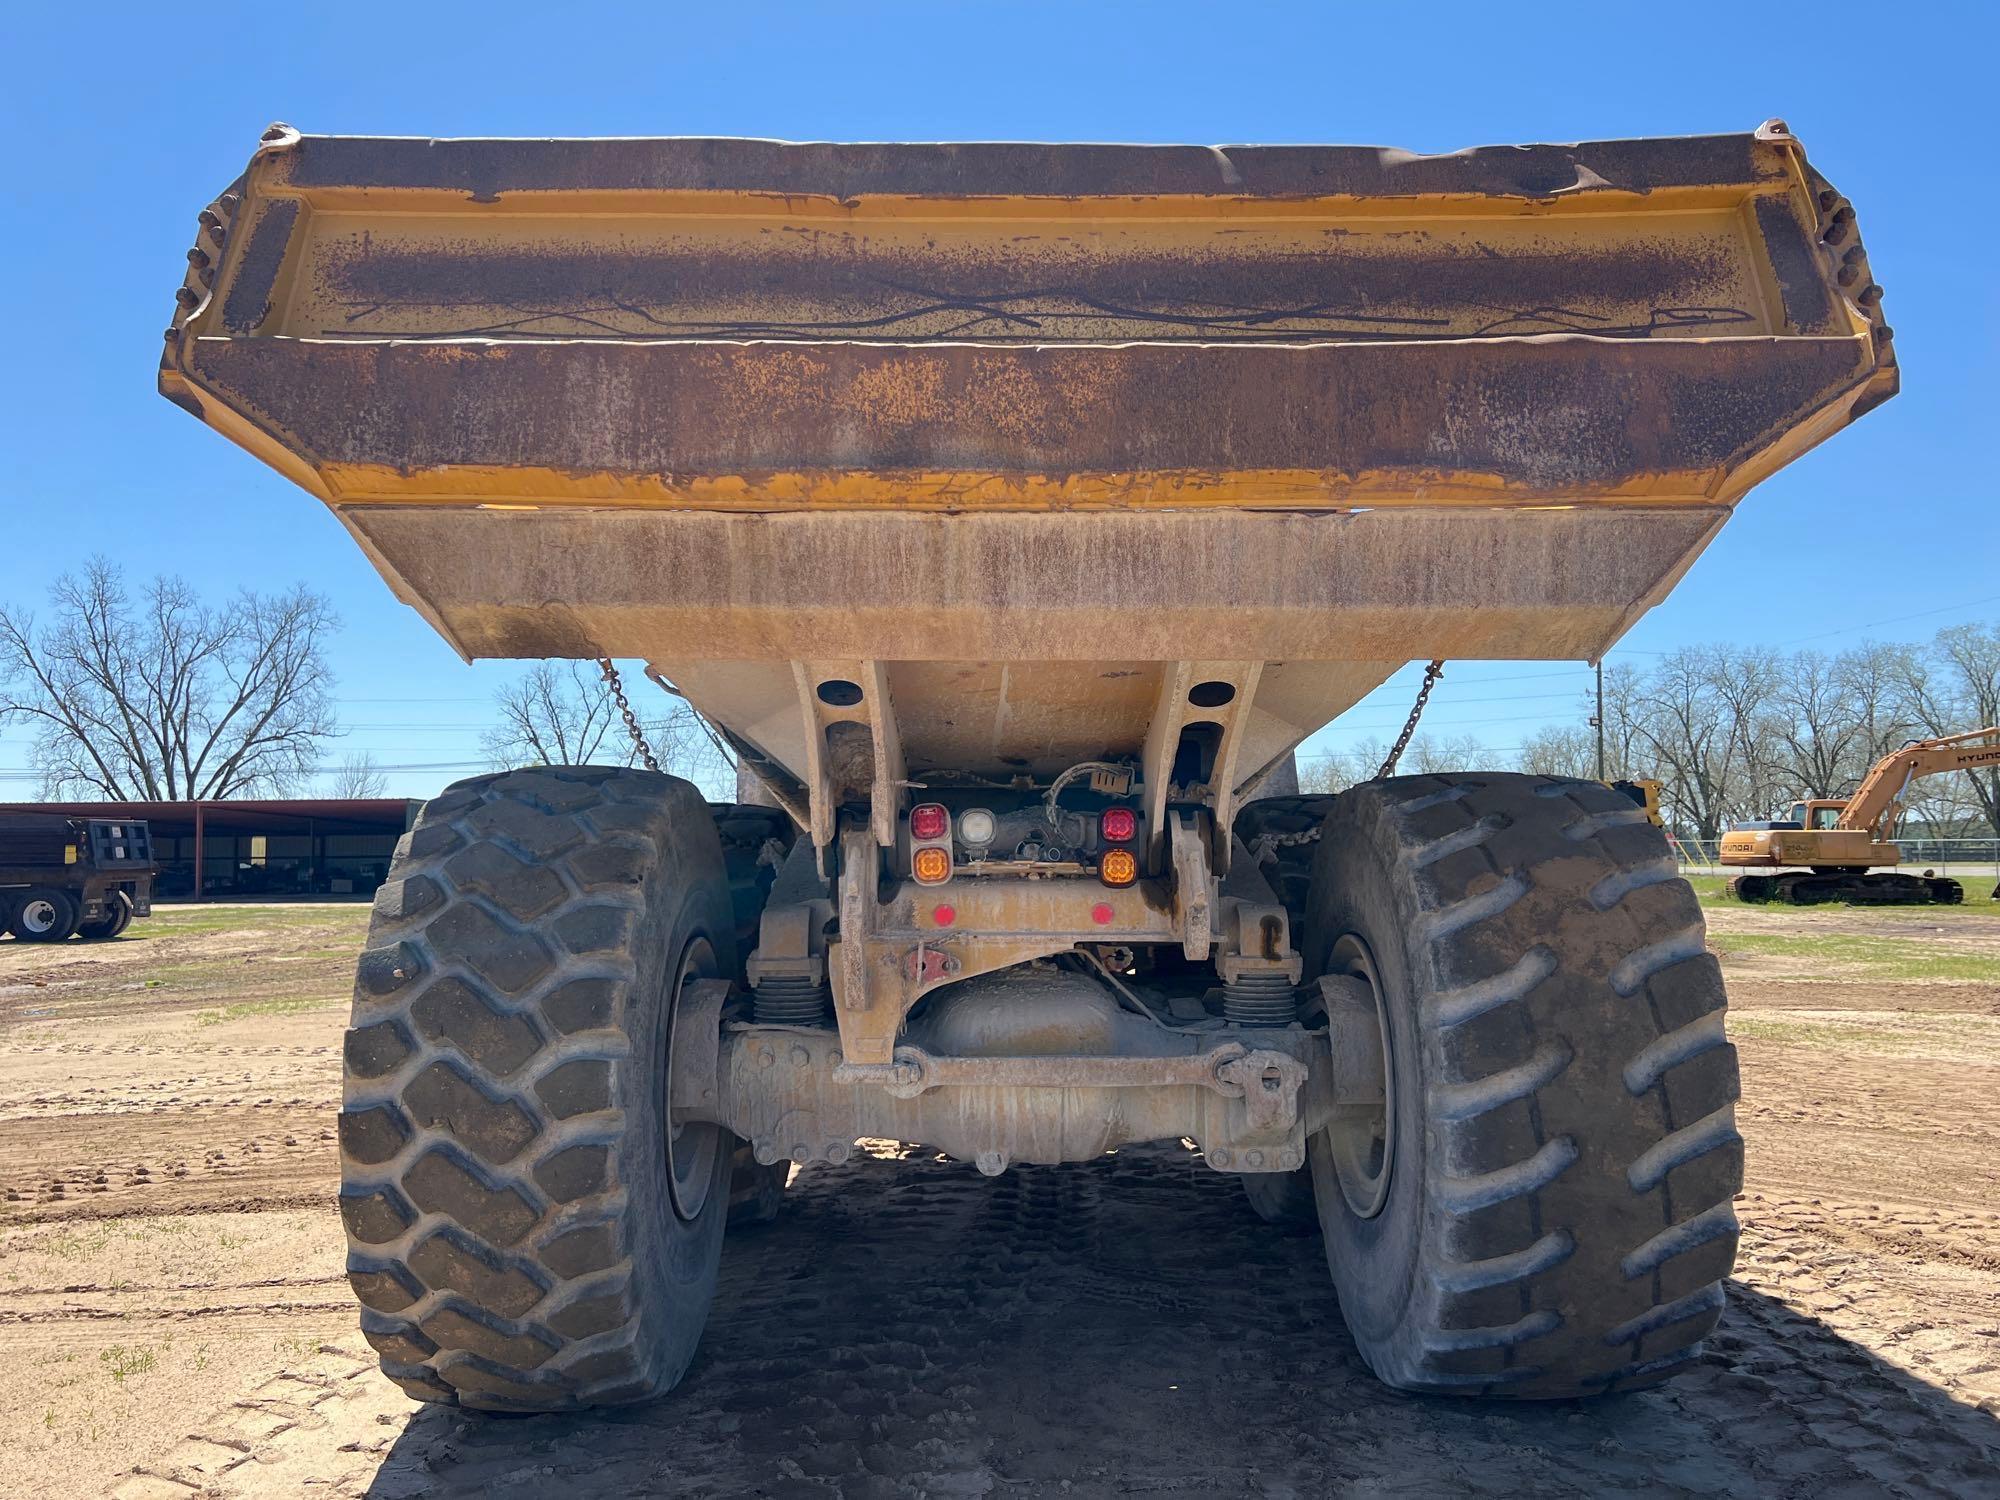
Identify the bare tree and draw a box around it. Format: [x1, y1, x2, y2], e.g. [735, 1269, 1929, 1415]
[1516, 723, 1597, 779]
[1295, 736, 1394, 794]
[0, 560, 338, 800]
[1596, 664, 1650, 783]
[1705, 645, 1784, 815]
[1405, 732, 1490, 776]
[1763, 648, 1866, 800]
[328, 752, 389, 799]
[482, 662, 627, 768]
[482, 661, 735, 796]
[1296, 755, 1341, 795]
[1838, 642, 1922, 774]
[1895, 623, 2000, 835]
[1625, 648, 1740, 840]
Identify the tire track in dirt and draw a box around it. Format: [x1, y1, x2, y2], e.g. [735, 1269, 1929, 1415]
[111, 1145, 2000, 1500]
[0, 1106, 337, 1221]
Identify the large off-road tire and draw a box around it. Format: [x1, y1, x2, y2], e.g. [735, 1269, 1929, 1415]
[339, 766, 737, 1411]
[726, 1143, 791, 1227]
[1235, 793, 1340, 928]
[1303, 773, 1740, 1398]
[76, 890, 134, 941]
[710, 802, 797, 973]
[1240, 1164, 1319, 1229]
[710, 804, 800, 1223]
[9, 888, 78, 942]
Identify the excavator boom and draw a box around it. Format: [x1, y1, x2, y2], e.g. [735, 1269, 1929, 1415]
[1839, 727, 2000, 837]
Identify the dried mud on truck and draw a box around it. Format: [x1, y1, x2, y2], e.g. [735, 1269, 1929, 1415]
[158, 120, 1897, 1409]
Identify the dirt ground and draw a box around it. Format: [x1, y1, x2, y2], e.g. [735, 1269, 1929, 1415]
[2, 897, 1998, 1499]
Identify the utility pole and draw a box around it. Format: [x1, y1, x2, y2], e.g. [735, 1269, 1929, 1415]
[1592, 660, 1606, 780]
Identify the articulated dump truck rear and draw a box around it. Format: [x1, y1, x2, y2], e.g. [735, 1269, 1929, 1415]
[161, 121, 1896, 1408]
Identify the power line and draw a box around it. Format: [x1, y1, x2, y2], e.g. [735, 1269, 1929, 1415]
[1780, 592, 2000, 647]
[1345, 687, 1585, 710]
[0, 757, 489, 781]
[1301, 746, 1527, 762]
[1351, 665, 1593, 693]
[1319, 708, 1584, 732]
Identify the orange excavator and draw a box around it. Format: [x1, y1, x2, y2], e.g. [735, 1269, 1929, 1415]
[1722, 727, 2000, 904]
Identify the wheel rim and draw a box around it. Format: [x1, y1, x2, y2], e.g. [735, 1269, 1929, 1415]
[664, 936, 722, 1222]
[19, 899, 58, 935]
[1324, 932, 1397, 1220]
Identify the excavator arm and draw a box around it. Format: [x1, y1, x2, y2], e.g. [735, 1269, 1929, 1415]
[1838, 727, 2000, 838]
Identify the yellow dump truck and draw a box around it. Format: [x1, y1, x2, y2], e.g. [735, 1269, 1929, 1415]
[161, 121, 1896, 1408]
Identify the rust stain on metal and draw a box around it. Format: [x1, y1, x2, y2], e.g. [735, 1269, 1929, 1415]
[273, 132, 1781, 203]
[220, 198, 300, 335]
[308, 228, 1752, 345]
[187, 333, 1875, 501]
[1751, 195, 1836, 334]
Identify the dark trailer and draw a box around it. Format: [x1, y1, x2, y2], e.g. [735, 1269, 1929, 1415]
[0, 813, 156, 942]
[0, 799, 420, 902]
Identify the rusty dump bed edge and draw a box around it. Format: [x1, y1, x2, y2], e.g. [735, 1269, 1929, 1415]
[158, 122, 1897, 785]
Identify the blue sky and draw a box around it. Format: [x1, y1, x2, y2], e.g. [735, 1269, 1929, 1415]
[4, 1, 1995, 796]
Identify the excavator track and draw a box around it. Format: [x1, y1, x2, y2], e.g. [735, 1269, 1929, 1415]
[1732, 872, 1964, 906]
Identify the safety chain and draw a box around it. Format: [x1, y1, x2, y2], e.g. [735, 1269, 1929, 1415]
[1375, 659, 1446, 779]
[597, 658, 659, 773]
[1261, 825, 1324, 851]
[1246, 659, 1447, 866]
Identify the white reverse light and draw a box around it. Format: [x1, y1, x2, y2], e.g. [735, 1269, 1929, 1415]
[959, 808, 997, 847]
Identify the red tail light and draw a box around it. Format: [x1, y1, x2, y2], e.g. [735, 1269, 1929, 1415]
[1100, 807, 1137, 843]
[910, 803, 950, 842]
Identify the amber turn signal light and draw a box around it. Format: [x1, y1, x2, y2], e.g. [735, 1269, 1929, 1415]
[912, 846, 953, 885]
[1099, 847, 1138, 887]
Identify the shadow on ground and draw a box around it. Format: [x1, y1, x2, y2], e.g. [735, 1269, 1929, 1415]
[363, 1146, 2000, 1499]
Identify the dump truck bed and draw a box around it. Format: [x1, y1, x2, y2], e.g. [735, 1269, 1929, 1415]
[161, 122, 1894, 792]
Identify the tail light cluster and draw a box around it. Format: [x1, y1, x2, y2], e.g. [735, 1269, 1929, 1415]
[910, 803, 952, 885]
[1098, 807, 1138, 888]
[906, 802, 1141, 887]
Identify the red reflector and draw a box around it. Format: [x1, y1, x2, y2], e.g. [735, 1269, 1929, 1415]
[932, 904, 956, 927]
[910, 803, 950, 841]
[1091, 902, 1114, 926]
[1100, 807, 1137, 843]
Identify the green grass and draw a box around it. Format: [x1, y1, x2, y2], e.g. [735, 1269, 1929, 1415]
[1731, 1012, 2000, 1051]
[38, 1224, 114, 1260]
[137, 962, 234, 987]
[130, 906, 371, 939]
[195, 994, 344, 1027]
[98, 1345, 157, 1383]
[1710, 930, 2000, 983]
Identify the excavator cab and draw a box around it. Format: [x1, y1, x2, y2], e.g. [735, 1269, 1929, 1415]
[1780, 800, 1849, 831]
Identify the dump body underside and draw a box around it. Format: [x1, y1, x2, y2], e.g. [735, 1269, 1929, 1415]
[162, 123, 1895, 814]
